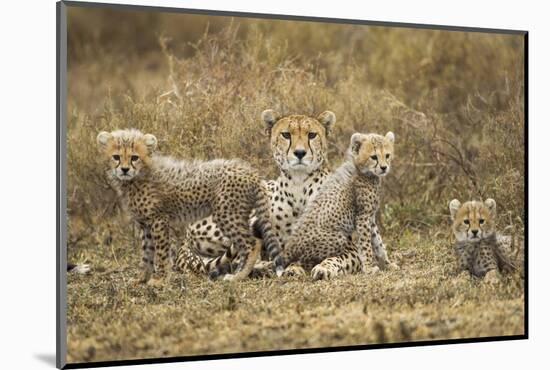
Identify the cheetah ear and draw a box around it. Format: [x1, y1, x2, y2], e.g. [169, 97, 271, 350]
[143, 133, 158, 152]
[317, 111, 336, 133]
[484, 198, 497, 217]
[385, 131, 395, 143]
[350, 133, 366, 155]
[449, 199, 461, 219]
[96, 131, 112, 150]
[262, 109, 280, 133]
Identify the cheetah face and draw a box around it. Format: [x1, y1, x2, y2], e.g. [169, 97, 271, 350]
[262, 110, 335, 176]
[349, 131, 395, 177]
[449, 199, 496, 242]
[97, 129, 157, 181]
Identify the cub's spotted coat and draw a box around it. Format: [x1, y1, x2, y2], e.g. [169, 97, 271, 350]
[277, 131, 396, 280]
[449, 198, 520, 282]
[97, 129, 278, 285]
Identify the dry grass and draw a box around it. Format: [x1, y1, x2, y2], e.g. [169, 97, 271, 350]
[67, 231, 524, 363]
[65, 7, 526, 364]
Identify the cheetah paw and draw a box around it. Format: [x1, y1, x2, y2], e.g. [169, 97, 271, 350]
[311, 266, 328, 280]
[365, 266, 381, 275]
[70, 264, 91, 274]
[386, 261, 400, 271]
[222, 273, 236, 281]
[311, 265, 338, 280]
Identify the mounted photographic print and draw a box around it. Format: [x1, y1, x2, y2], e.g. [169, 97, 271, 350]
[56, 1, 527, 368]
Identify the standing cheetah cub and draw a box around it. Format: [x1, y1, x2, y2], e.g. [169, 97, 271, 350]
[449, 198, 519, 282]
[276, 131, 396, 280]
[96, 129, 279, 285]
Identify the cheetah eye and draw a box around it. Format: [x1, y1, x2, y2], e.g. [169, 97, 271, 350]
[281, 132, 291, 140]
[308, 132, 318, 140]
[463, 219, 470, 225]
[370, 155, 378, 161]
[386, 154, 390, 159]
[479, 219, 485, 225]
[112, 155, 120, 161]
[131, 155, 140, 162]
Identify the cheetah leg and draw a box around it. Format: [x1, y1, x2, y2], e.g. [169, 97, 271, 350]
[131, 224, 154, 285]
[311, 259, 343, 280]
[311, 249, 363, 280]
[252, 182, 283, 271]
[188, 217, 232, 257]
[208, 208, 254, 279]
[199, 218, 258, 279]
[475, 244, 500, 283]
[148, 217, 170, 287]
[249, 260, 275, 278]
[223, 239, 262, 281]
[356, 213, 378, 273]
[369, 216, 398, 270]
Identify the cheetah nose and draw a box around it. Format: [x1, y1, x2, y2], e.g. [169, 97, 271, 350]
[380, 165, 387, 172]
[471, 230, 479, 237]
[121, 167, 130, 174]
[294, 149, 306, 160]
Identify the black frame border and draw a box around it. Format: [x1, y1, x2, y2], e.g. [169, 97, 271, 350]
[56, 1, 528, 369]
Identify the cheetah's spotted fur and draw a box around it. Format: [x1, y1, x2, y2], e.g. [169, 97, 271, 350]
[277, 131, 396, 279]
[176, 110, 336, 276]
[449, 199, 520, 281]
[97, 129, 279, 284]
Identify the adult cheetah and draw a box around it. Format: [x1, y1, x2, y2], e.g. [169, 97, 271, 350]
[276, 130, 396, 280]
[96, 129, 279, 285]
[176, 110, 337, 276]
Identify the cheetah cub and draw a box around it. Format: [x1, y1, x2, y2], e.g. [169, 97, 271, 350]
[449, 198, 519, 282]
[275, 131, 396, 280]
[96, 129, 279, 286]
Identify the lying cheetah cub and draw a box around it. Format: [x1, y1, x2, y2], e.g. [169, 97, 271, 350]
[276, 131, 395, 280]
[449, 198, 518, 282]
[97, 129, 279, 285]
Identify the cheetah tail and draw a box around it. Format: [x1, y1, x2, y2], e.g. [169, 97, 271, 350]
[254, 184, 284, 273]
[226, 239, 262, 281]
[67, 263, 90, 274]
[251, 216, 263, 239]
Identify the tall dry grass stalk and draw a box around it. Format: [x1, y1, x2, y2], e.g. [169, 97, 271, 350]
[67, 10, 524, 255]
